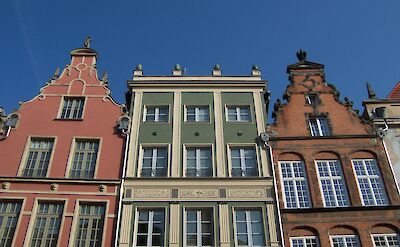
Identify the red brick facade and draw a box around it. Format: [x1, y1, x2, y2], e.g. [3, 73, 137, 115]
[0, 43, 125, 246]
[270, 52, 400, 246]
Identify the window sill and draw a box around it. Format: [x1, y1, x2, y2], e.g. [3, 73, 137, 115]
[54, 118, 84, 121]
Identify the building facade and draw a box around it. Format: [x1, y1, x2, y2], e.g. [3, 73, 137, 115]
[0, 41, 126, 246]
[117, 65, 281, 246]
[363, 82, 400, 193]
[269, 51, 400, 247]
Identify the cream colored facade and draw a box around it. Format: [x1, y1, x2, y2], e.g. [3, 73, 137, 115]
[118, 66, 281, 247]
[363, 98, 400, 193]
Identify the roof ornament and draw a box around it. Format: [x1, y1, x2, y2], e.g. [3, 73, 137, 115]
[174, 64, 182, 71]
[51, 67, 60, 80]
[136, 64, 143, 71]
[101, 71, 108, 85]
[296, 49, 307, 62]
[214, 64, 221, 70]
[84, 36, 91, 48]
[366, 82, 377, 99]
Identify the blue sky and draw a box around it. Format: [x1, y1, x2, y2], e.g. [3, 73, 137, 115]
[1, 0, 400, 118]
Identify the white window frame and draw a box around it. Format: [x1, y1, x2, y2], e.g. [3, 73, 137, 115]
[138, 145, 170, 177]
[225, 105, 252, 122]
[184, 105, 211, 123]
[133, 208, 166, 247]
[58, 96, 86, 120]
[69, 139, 100, 179]
[308, 117, 330, 136]
[315, 160, 350, 207]
[183, 207, 214, 247]
[21, 137, 55, 178]
[330, 235, 360, 247]
[227, 144, 259, 177]
[351, 159, 388, 206]
[371, 233, 399, 247]
[290, 236, 319, 247]
[183, 144, 214, 177]
[233, 208, 266, 247]
[143, 105, 169, 122]
[305, 94, 319, 105]
[279, 161, 311, 208]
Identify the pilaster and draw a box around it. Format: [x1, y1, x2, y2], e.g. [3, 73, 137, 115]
[171, 92, 182, 177]
[169, 203, 181, 246]
[118, 203, 133, 247]
[218, 203, 231, 247]
[214, 91, 226, 177]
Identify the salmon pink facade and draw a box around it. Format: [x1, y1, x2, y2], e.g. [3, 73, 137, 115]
[0, 42, 125, 246]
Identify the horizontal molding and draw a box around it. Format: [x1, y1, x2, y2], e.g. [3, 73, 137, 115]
[0, 177, 120, 184]
[270, 134, 376, 141]
[281, 205, 400, 214]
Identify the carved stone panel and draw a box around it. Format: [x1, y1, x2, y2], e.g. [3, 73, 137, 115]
[179, 189, 219, 198]
[227, 189, 266, 199]
[132, 189, 170, 199]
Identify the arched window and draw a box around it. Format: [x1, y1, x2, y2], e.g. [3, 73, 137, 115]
[329, 225, 360, 247]
[371, 224, 399, 247]
[289, 226, 320, 247]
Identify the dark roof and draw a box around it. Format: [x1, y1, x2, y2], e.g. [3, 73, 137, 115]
[287, 60, 324, 73]
[388, 81, 400, 99]
[70, 47, 97, 57]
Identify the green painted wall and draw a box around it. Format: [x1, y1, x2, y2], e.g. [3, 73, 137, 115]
[138, 92, 173, 143]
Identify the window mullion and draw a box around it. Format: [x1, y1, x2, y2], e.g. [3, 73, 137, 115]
[291, 163, 300, 207]
[246, 211, 253, 246]
[155, 108, 159, 122]
[328, 162, 339, 206]
[363, 160, 378, 205]
[195, 107, 199, 122]
[236, 107, 241, 121]
[152, 149, 158, 175]
[197, 210, 201, 247]
[240, 149, 246, 172]
[196, 149, 201, 172]
[148, 211, 154, 247]
[316, 118, 323, 136]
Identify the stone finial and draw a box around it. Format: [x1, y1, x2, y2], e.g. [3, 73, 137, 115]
[212, 64, 222, 76]
[101, 71, 108, 85]
[172, 64, 182, 76]
[84, 36, 91, 48]
[251, 64, 261, 76]
[2, 182, 10, 190]
[51, 67, 60, 80]
[133, 64, 143, 76]
[366, 82, 377, 99]
[296, 49, 307, 61]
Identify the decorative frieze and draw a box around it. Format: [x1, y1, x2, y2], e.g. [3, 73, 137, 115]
[179, 189, 219, 198]
[227, 188, 265, 199]
[132, 189, 170, 199]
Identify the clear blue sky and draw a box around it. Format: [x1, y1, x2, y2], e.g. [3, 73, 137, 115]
[1, 0, 400, 118]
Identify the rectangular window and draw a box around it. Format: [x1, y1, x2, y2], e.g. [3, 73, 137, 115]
[134, 209, 165, 247]
[309, 117, 330, 136]
[60, 97, 85, 119]
[331, 235, 359, 247]
[226, 106, 251, 122]
[75, 204, 105, 247]
[234, 209, 265, 247]
[316, 160, 350, 207]
[230, 147, 258, 177]
[186, 106, 210, 122]
[0, 202, 22, 247]
[22, 138, 54, 177]
[352, 159, 388, 206]
[69, 140, 99, 179]
[306, 94, 319, 105]
[372, 234, 399, 247]
[141, 147, 168, 177]
[185, 147, 212, 177]
[184, 208, 213, 247]
[144, 106, 169, 122]
[30, 202, 64, 247]
[290, 236, 319, 247]
[279, 161, 311, 208]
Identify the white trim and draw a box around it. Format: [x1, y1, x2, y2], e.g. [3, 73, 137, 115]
[308, 117, 330, 136]
[232, 207, 266, 247]
[132, 207, 167, 247]
[57, 96, 87, 120]
[290, 236, 319, 247]
[142, 105, 170, 123]
[183, 144, 215, 177]
[371, 233, 399, 247]
[278, 160, 311, 208]
[225, 105, 253, 123]
[330, 235, 359, 247]
[184, 105, 211, 123]
[315, 160, 350, 207]
[227, 144, 260, 177]
[137, 144, 171, 177]
[183, 207, 214, 247]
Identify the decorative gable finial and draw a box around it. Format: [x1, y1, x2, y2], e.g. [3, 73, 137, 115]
[296, 49, 307, 62]
[101, 71, 108, 85]
[84, 36, 91, 48]
[366, 82, 377, 99]
[51, 67, 60, 80]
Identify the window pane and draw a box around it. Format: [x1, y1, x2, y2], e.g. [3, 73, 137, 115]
[23, 139, 54, 178]
[75, 204, 105, 247]
[141, 147, 168, 177]
[70, 140, 99, 179]
[230, 147, 258, 177]
[0, 202, 22, 247]
[135, 209, 165, 246]
[31, 203, 63, 247]
[60, 97, 85, 119]
[235, 209, 265, 247]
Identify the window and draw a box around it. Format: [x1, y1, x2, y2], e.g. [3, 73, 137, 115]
[230, 147, 258, 177]
[306, 94, 319, 105]
[75, 204, 105, 247]
[0, 202, 22, 247]
[308, 117, 330, 136]
[185, 147, 212, 177]
[330, 235, 359, 247]
[144, 106, 169, 122]
[352, 159, 388, 206]
[69, 140, 99, 179]
[279, 161, 311, 208]
[22, 138, 54, 177]
[316, 160, 350, 207]
[186, 106, 210, 122]
[372, 234, 399, 247]
[60, 97, 85, 119]
[234, 209, 265, 247]
[141, 147, 168, 177]
[31, 202, 64, 247]
[291, 236, 319, 247]
[184, 208, 213, 247]
[134, 209, 165, 246]
[226, 106, 251, 122]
